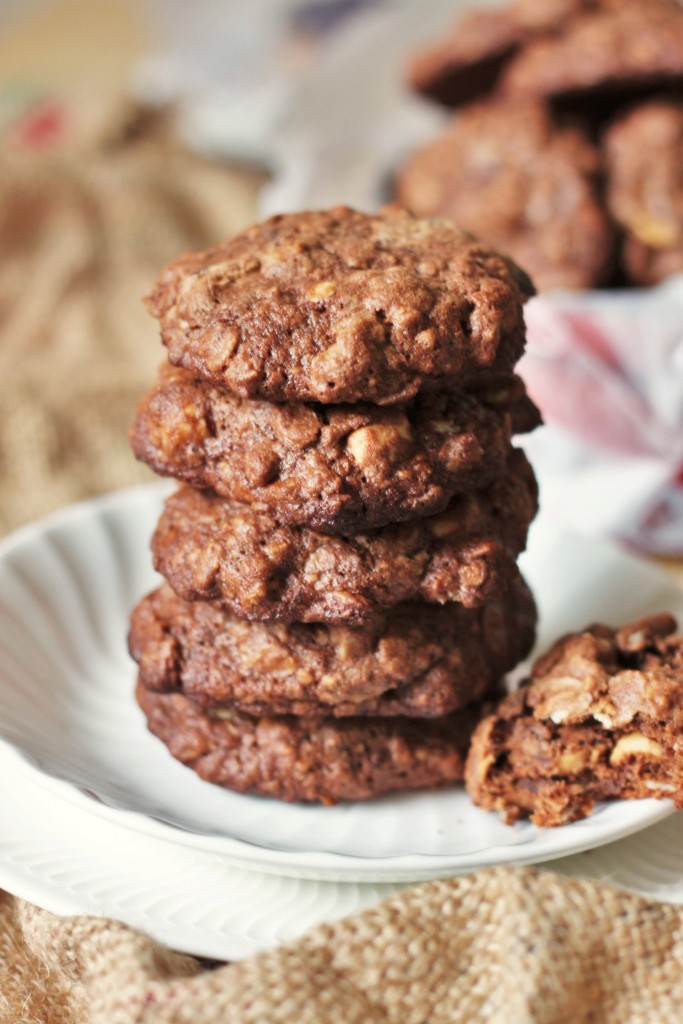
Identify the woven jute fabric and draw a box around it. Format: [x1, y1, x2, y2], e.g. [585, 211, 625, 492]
[0, 96, 263, 533]
[3, 866, 683, 1024]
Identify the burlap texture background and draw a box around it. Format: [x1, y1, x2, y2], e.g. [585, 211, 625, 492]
[2, 98, 683, 1024]
[0, 98, 263, 533]
[4, 867, 683, 1024]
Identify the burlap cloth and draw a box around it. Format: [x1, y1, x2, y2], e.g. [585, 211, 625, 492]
[2, 97, 683, 1024]
[0, 97, 263, 533]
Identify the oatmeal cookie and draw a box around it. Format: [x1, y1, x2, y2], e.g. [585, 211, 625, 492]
[129, 578, 537, 718]
[604, 101, 683, 286]
[407, 0, 592, 107]
[131, 365, 540, 532]
[396, 99, 613, 291]
[151, 451, 537, 623]
[465, 613, 683, 826]
[145, 205, 534, 405]
[502, 1, 683, 113]
[136, 681, 493, 803]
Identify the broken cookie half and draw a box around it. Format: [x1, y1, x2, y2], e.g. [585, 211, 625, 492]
[465, 613, 683, 826]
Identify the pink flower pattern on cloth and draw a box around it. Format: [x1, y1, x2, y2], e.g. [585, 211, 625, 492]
[519, 275, 683, 553]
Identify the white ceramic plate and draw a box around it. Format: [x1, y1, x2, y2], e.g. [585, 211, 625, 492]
[0, 485, 679, 881]
[3, 757, 683, 962]
[0, 763, 404, 960]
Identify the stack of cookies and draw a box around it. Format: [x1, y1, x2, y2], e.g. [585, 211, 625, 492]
[128, 205, 541, 804]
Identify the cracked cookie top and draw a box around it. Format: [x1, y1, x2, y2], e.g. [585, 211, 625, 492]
[145, 205, 534, 406]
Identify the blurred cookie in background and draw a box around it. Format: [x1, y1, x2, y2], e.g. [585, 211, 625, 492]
[406, 0, 594, 108]
[501, 0, 683, 122]
[395, 99, 614, 291]
[604, 100, 683, 286]
[402, 0, 683, 292]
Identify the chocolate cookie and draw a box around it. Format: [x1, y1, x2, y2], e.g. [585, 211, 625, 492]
[465, 614, 683, 826]
[145, 205, 534, 405]
[396, 99, 613, 291]
[502, 1, 683, 115]
[407, 0, 591, 107]
[604, 101, 683, 286]
[151, 451, 537, 623]
[129, 578, 537, 718]
[136, 681, 492, 803]
[131, 365, 540, 533]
